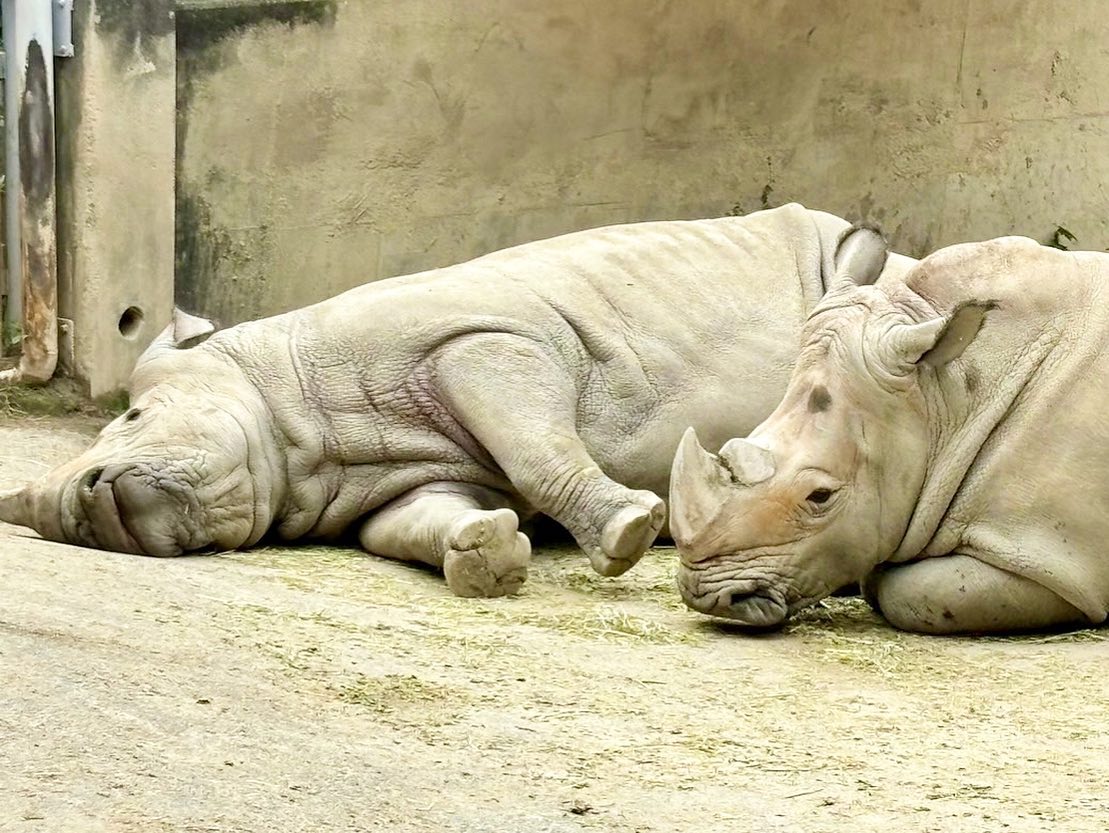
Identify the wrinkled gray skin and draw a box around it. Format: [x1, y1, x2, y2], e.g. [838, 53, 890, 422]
[671, 232, 1109, 634]
[0, 204, 912, 598]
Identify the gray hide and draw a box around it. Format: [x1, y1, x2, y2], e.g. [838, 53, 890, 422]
[671, 233, 1109, 634]
[0, 204, 914, 597]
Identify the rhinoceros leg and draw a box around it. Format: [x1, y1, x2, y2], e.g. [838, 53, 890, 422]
[434, 334, 665, 577]
[868, 554, 1088, 635]
[357, 482, 530, 598]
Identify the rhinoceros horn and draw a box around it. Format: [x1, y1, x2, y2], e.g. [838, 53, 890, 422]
[0, 485, 31, 528]
[670, 428, 776, 559]
[718, 437, 776, 485]
[670, 428, 729, 554]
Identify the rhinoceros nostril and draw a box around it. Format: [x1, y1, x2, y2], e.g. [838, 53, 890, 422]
[729, 590, 754, 608]
[83, 467, 106, 492]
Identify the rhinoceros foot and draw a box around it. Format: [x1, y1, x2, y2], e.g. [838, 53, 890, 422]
[590, 493, 666, 578]
[443, 508, 531, 598]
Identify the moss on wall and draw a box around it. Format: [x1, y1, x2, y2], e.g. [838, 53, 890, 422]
[175, 1, 338, 321]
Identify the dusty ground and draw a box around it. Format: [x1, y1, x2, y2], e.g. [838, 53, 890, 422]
[1, 415, 1107, 833]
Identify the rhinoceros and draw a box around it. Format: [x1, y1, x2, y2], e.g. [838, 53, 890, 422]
[670, 229, 1109, 634]
[0, 204, 912, 598]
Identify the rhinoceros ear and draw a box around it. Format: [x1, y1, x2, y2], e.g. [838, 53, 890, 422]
[131, 308, 218, 382]
[830, 224, 889, 291]
[885, 300, 998, 370]
[165, 308, 217, 348]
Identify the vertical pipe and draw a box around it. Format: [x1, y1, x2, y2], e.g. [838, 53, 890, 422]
[1, 0, 19, 350]
[0, 0, 58, 385]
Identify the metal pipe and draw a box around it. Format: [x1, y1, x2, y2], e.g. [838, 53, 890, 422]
[0, 0, 58, 385]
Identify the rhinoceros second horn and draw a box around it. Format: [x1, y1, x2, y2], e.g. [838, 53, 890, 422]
[718, 437, 776, 485]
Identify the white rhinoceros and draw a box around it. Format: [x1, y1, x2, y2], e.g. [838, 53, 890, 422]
[0, 204, 913, 598]
[670, 230, 1109, 634]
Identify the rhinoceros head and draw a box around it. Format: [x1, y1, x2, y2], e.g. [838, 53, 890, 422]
[669, 229, 997, 627]
[0, 310, 285, 556]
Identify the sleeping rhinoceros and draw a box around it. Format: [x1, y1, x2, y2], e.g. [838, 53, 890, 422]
[670, 229, 1109, 634]
[0, 204, 913, 598]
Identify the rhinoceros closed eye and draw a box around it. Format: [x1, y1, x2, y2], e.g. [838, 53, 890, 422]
[124, 408, 143, 422]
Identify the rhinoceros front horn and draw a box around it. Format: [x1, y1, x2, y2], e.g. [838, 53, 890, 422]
[0, 485, 31, 529]
[669, 428, 737, 555]
[670, 430, 778, 559]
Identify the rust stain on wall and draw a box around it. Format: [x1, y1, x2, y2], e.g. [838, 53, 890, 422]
[16, 39, 58, 381]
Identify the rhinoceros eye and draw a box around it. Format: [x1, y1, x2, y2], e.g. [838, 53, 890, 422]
[806, 488, 834, 505]
[124, 408, 143, 422]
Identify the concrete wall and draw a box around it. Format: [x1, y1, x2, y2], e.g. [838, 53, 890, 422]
[55, 0, 176, 396]
[175, 0, 1109, 327]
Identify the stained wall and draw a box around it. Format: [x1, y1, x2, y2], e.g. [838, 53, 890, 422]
[175, 0, 1109, 326]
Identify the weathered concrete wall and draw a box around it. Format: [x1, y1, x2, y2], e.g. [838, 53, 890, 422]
[55, 0, 176, 397]
[175, 0, 1109, 325]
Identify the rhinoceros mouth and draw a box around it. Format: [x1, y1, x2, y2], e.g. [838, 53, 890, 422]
[718, 589, 789, 628]
[678, 571, 790, 628]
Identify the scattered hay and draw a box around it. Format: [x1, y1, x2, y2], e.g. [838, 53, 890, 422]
[808, 630, 913, 676]
[231, 544, 700, 646]
[555, 553, 687, 612]
[333, 673, 474, 734]
[981, 626, 1109, 645]
[228, 547, 1109, 664]
[501, 605, 704, 645]
[784, 598, 918, 676]
[785, 597, 887, 636]
[335, 672, 454, 712]
[789, 596, 1109, 647]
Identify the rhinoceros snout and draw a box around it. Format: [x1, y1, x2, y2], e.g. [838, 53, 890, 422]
[69, 462, 187, 557]
[678, 571, 789, 628]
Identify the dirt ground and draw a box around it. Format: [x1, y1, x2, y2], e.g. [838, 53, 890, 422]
[1, 415, 1107, 833]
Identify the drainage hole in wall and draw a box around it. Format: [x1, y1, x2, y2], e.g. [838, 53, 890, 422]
[118, 306, 145, 340]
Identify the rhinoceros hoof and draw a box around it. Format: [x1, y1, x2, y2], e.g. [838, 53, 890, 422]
[591, 495, 666, 577]
[444, 508, 531, 598]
